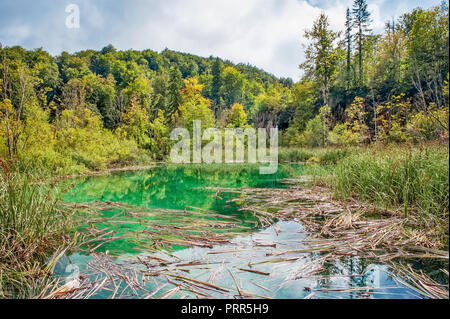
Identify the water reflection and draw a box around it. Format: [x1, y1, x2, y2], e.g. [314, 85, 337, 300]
[59, 165, 425, 299]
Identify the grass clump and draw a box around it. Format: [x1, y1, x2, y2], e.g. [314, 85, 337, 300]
[333, 143, 449, 243]
[0, 161, 72, 298]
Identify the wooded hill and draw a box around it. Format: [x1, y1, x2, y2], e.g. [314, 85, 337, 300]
[0, 0, 448, 174]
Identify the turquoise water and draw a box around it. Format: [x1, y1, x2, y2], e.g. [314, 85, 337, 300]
[57, 164, 426, 299]
[63, 164, 289, 210]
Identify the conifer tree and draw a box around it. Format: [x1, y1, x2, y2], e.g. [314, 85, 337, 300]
[352, 0, 372, 85]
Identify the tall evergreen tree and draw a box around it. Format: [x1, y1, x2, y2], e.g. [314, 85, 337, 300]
[352, 0, 372, 85]
[345, 8, 353, 90]
[211, 58, 223, 111]
[166, 66, 182, 118]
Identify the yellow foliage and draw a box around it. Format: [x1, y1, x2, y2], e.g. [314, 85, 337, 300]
[226, 103, 250, 128]
[407, 107, 449, 141]
[376, 94, 411, 142]
[176, 77, 215, 132]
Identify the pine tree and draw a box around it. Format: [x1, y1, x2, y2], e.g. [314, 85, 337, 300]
[166, 66, 182, 118]
[345, 8, 353, 90]
[352, 0, 371, 86]
[211, 58, 223, 113]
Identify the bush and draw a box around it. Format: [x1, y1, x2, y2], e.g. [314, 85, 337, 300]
[279, 148, 314, 163]
[329, 123, 362, 146]
[52, 108, 146, 174]
[318, 148, 353, 165]
[300, 115, 326, 148]
[407, 108, 449, 142]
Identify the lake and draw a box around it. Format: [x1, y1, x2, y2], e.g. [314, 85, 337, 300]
[57, 164, 428, 299]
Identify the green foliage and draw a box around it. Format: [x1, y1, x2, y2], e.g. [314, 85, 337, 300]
[375, 94, 412, 143]
[0, 167, 70, 298]
[116, 96, 150, 149]
[300, 13, 339, 144]
[252, 84, 291, 128]
[352, 0, 372, 85]
[279, 147, 353, 165]
[0, 44, 290, 174]
[57, 107, 141, 172]
[221, 66, 247, 107]
[278, 148, 315, 163]
[405, 5, 449, 108]
[329, 96, 369, 146]
[284, 80, 317, 146]
[83, 73, 118, 129]
[301, 13, 339, 87]
[165, 66, 183, 118]
[1, 2, 449, 174]
[226, 103, 250, 128]
[148, 109, 171, 160]
[445, 73, 450, 102]
[16, 102, 72, 174]
[334, 144, 449, 220]
[211, 58, 223, 107]
[176, 78, 215, 132]
[293, 2, 448, 148]
[407, 107, 449, 141]
[329, 123, 361, 146]
[297, 108, 327, 148]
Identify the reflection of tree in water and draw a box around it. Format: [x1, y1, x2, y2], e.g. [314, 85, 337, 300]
[410, 259, 449, 285]
[64, 164, 287, 213]
[315, 252, 373, 298]
[62, 164, 288, 255]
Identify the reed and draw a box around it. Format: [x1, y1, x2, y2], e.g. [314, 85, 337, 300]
[278, 147, 354, 165]
[333, 143, 449, 224]
[0, 161, 71, 298]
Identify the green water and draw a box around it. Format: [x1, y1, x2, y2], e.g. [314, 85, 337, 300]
[64, 164, 289, 210]
[62, 164, 289, 255]
[58, 164, 427, 299]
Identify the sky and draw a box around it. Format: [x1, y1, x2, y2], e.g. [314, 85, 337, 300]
[0, 0, 442, 81]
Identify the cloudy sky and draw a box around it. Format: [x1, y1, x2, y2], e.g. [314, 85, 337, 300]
[0, 0, 441, 80]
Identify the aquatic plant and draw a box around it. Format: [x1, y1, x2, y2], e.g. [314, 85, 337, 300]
[333, 143, 449, 246]
[0, 162, 72, 298]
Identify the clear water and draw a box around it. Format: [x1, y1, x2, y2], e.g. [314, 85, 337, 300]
[58, 164, 425, 299]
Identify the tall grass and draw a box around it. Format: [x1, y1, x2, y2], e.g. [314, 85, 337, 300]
[333, 144, 449, 221]
[279, 147, 355, 165]
[0, 161, 71, 298]
[279, 148, 315, 163]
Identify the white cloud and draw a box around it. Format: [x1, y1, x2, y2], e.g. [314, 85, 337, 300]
[107, 0, 343, 80]
[0, 0, 442, 81]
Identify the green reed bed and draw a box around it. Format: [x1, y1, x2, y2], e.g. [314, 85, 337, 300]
[279, 147, 355, 165]
[333, 144, 449, 246]
[0, 163, 73, 298]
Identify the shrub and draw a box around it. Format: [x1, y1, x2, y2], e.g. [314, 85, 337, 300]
[328, 123, 361, 146]
[300, 114, 325, 148]
[407, 108, 449, 142]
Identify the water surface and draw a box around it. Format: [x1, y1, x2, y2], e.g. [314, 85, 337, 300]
[58, 164, 426, 299]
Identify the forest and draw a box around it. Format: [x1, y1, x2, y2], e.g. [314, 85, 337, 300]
[0, 0, 448, 299]
[0, 1, 447, 174]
